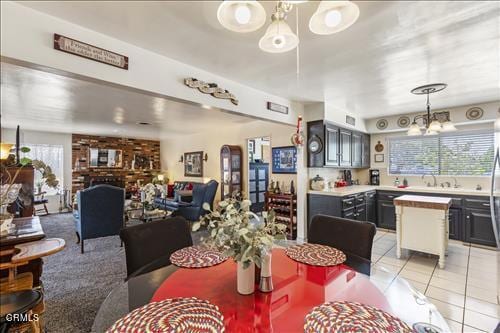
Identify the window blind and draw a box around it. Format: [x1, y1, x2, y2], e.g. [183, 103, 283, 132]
[388, 130, 494, 176]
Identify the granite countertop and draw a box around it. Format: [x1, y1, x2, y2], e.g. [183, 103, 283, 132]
[308, 185, 492, 197]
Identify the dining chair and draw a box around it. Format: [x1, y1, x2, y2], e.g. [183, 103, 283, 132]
[120, 216, 193, 279]
[308, 214, 376, 275]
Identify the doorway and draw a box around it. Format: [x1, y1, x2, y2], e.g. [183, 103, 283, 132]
[247, 137, 270, 213]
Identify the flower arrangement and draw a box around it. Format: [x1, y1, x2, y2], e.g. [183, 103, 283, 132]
[141, 183, 166, 210]
[192, 198, 287, 268]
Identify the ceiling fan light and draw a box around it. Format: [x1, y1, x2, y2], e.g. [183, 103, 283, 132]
[259, 19, 299, 53]
[441, 120, 457, 132]
[309, 0, 359, 35]
[217, 0, 266, 33]
[428, 119, 442, 132]
[407, 122, 422, 136]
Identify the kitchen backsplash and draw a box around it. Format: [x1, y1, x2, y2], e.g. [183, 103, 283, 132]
[308, 168, 370, 188]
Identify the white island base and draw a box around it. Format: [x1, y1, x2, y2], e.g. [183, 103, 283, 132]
[394, 195, 452, 269]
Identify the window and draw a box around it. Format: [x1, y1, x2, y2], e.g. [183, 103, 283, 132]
[25, 144, 64, 194]
[389, 130, 494, 176]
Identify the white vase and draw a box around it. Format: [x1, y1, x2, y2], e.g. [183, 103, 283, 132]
[237, 261, 255, 295]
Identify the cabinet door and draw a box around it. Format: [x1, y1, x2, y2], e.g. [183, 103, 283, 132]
[339, 129, 352, 167]
[355, 204, 367, 221]
[307, 194, 341, 230]
[342, 208, 356, 220]
[366, 201, 377, 224]
[351, 132, 362, 168]
[362, 133, 370, 168]
[448, 208, 461, 240]
[325, 124, 340, 166]
[465, 209, 496, 246]
[377, 200, 396, 230]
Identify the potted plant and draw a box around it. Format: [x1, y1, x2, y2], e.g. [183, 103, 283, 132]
[192, 198, 287, 295]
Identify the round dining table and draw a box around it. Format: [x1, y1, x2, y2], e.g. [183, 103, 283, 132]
[92, 244, 451, 332]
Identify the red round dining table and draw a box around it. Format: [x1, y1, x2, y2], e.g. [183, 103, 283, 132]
[93, 247, 451, 332]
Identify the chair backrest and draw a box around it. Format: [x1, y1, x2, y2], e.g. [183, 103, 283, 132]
[190, 183, 207, 207]
[202, 180, 218, 210]
[308, 214, 376, 261]
[119, 216, 193, 279]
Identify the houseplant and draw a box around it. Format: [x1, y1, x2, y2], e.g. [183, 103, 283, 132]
[192, 198, 287, 294]
[32, 159, 59, 191]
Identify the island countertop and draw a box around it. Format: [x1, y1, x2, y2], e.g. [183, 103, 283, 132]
[308, 185, 492, 197]
[394, 195, 452, 210]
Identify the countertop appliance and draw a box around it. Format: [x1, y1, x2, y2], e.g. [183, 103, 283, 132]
[490, 146, 500, 249]
[369, 169, 380, 186]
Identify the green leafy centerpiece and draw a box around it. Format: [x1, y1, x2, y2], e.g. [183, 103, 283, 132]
[192, 197, 287, 295]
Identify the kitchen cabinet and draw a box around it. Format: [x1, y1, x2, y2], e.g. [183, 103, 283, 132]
[351, 132, 362, 168]
[362, 133, 370, 168]
[366, 191, 377, 223]
[377, 200, 396, 230]
[307, 194, 341, 231]
[465, 208, 496, 246]
[325, 124, 340, 166]
[339, 129, 352, 167]
[448, 208, 461, 240]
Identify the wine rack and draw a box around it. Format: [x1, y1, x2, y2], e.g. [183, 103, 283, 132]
[265, 192, 297, 240]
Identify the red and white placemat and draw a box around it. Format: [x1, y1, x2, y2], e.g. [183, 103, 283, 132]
[285, 243, 346, 266]
[170, 245, 228, 268]
[304, 301, 412, 333]
[106, 297, 225, 333]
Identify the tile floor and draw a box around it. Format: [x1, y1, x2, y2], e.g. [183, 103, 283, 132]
[370, 230, 499, 333]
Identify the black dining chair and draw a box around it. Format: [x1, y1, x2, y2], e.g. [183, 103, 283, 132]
[120, 216, 193, 279]
[308, 214, 376, 275]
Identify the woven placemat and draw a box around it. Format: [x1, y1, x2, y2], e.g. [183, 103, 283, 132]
[304, 301, 412, 333]
[170, 245, 228, 268]
[106, 297, 225, 333]
[285, 243, 346, 266]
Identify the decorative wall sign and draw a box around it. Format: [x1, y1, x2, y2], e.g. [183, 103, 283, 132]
[184, 78, 238, 105]
[272, 146, 297, 174]
[374, 154, 384, 163]
[267, 102, 289, 114]
[376, 119, 388, 130]
[397, 116, 411, 128]
[53, 34, 128, 69]
[374, 141, 384, 152]
[465, 107, 484, 120]
[346, 115, 356, 126]
[184, 151, 204, 177]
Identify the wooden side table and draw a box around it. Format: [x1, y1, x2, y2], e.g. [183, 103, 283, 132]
[394, 195, 451, 268]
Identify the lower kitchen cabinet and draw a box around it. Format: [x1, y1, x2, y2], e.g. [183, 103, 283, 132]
[307, 194, 341, 230]
[464, 208, 496, 247]
[377, 200, 396, 230]
[448, 208, 461, 240]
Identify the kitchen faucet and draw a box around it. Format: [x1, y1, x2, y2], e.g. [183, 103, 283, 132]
[422, 174, 437, 187]
[451, 177, 460, 188]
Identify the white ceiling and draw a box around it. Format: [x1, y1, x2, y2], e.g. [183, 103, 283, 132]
[0, 62, 254, 139]
[17, 1, 500, 119]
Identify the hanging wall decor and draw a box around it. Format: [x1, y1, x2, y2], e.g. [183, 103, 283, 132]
[184, 78, 238, 105]
[184, 151, 204, 177]
[374, 141, 384, 152]
[376, 119, 388, 130]
[397, 116, 411, 128]
[465, 107, 484, 120]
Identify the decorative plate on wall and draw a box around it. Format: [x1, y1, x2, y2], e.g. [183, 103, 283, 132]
[397, 116, 411, 128]
[376, 119, 388, 130]
[466, 107, 484, 120]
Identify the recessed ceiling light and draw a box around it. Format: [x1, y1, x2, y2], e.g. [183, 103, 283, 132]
[137, 122, 152, 126]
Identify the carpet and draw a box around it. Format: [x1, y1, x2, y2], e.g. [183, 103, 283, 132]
[39, 213, 206, 333]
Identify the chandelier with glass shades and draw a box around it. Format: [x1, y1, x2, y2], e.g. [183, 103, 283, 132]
[217, 0, 360, 53]
[407, 83, 457, 136]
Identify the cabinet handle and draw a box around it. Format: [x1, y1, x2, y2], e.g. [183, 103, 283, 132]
[466, 215, 470, 219]
[345, 201, 353, 205]
[482, 203, 490, 207]
[387, 195, 394, 199]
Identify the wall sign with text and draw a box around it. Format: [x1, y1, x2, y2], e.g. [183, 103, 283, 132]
[53, 34, 129, 70]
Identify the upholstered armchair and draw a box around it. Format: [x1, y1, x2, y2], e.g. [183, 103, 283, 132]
[73, 185, 125, 253]
[161, 180, 218, 222]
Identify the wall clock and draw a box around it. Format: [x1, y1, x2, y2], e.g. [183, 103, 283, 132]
[308, 135, 323, 154]
[375, 141, 384, 152]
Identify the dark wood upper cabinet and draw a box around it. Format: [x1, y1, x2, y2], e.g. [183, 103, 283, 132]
[325, 123, 340, 166]
[362, 133, 371, 168]
[351, 132, 362, 168]
[339, 129, 352, 167]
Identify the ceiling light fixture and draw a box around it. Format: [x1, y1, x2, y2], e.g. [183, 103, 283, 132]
[217, 1, 266, 33]
[408, 83, 454, 136]
[218, 0, 359, 53]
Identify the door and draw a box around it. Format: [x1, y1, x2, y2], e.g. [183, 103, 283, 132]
[325, 124, 340, 166]
[448, 208, 461, 240]
[465, 208, 496, 246]
[249, 162, 269, 213]
[351, 132, 362, 168]
[339, 129, 352, 167]
[377, 201, 396, 230]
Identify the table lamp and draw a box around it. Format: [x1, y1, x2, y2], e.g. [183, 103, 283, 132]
[0, 143, 14, 160]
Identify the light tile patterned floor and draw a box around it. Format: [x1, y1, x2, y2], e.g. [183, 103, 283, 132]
[371, 230, 499, 333]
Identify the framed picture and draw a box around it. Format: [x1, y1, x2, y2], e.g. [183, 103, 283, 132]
[272, 146, 297, 174]
[374, 154, 384, 163]
[184, 151, 204, 177]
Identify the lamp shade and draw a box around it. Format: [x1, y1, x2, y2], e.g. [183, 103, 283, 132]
[217, 0, 266, 33]
[407, 122, 422, 136]
[428, 119, 442, 132]
[259, 18, 299, 53]
[0, 143, 13, 160]
[309, 0, 360, 35]
[424, 128, 438, 136]
[441, 120, 457, 132]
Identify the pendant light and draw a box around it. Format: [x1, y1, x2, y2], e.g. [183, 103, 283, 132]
[309, 0, 359, 35]
[259, 10, 298, 53]
[408, 83, 451, 136]
[407, 122, 422, 136]
[217, 0, 266, 33]
[441, 114, 457, 132]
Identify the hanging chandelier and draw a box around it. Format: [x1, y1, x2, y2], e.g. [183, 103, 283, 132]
[407, 83, 457, 136]
[217, 0, 360, 53]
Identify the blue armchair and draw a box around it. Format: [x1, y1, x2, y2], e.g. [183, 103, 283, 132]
[74, 185, 125, 253]
[160, 180, 218, 222]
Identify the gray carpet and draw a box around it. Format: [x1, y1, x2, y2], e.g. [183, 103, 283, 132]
[39, 213, 205, 333]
